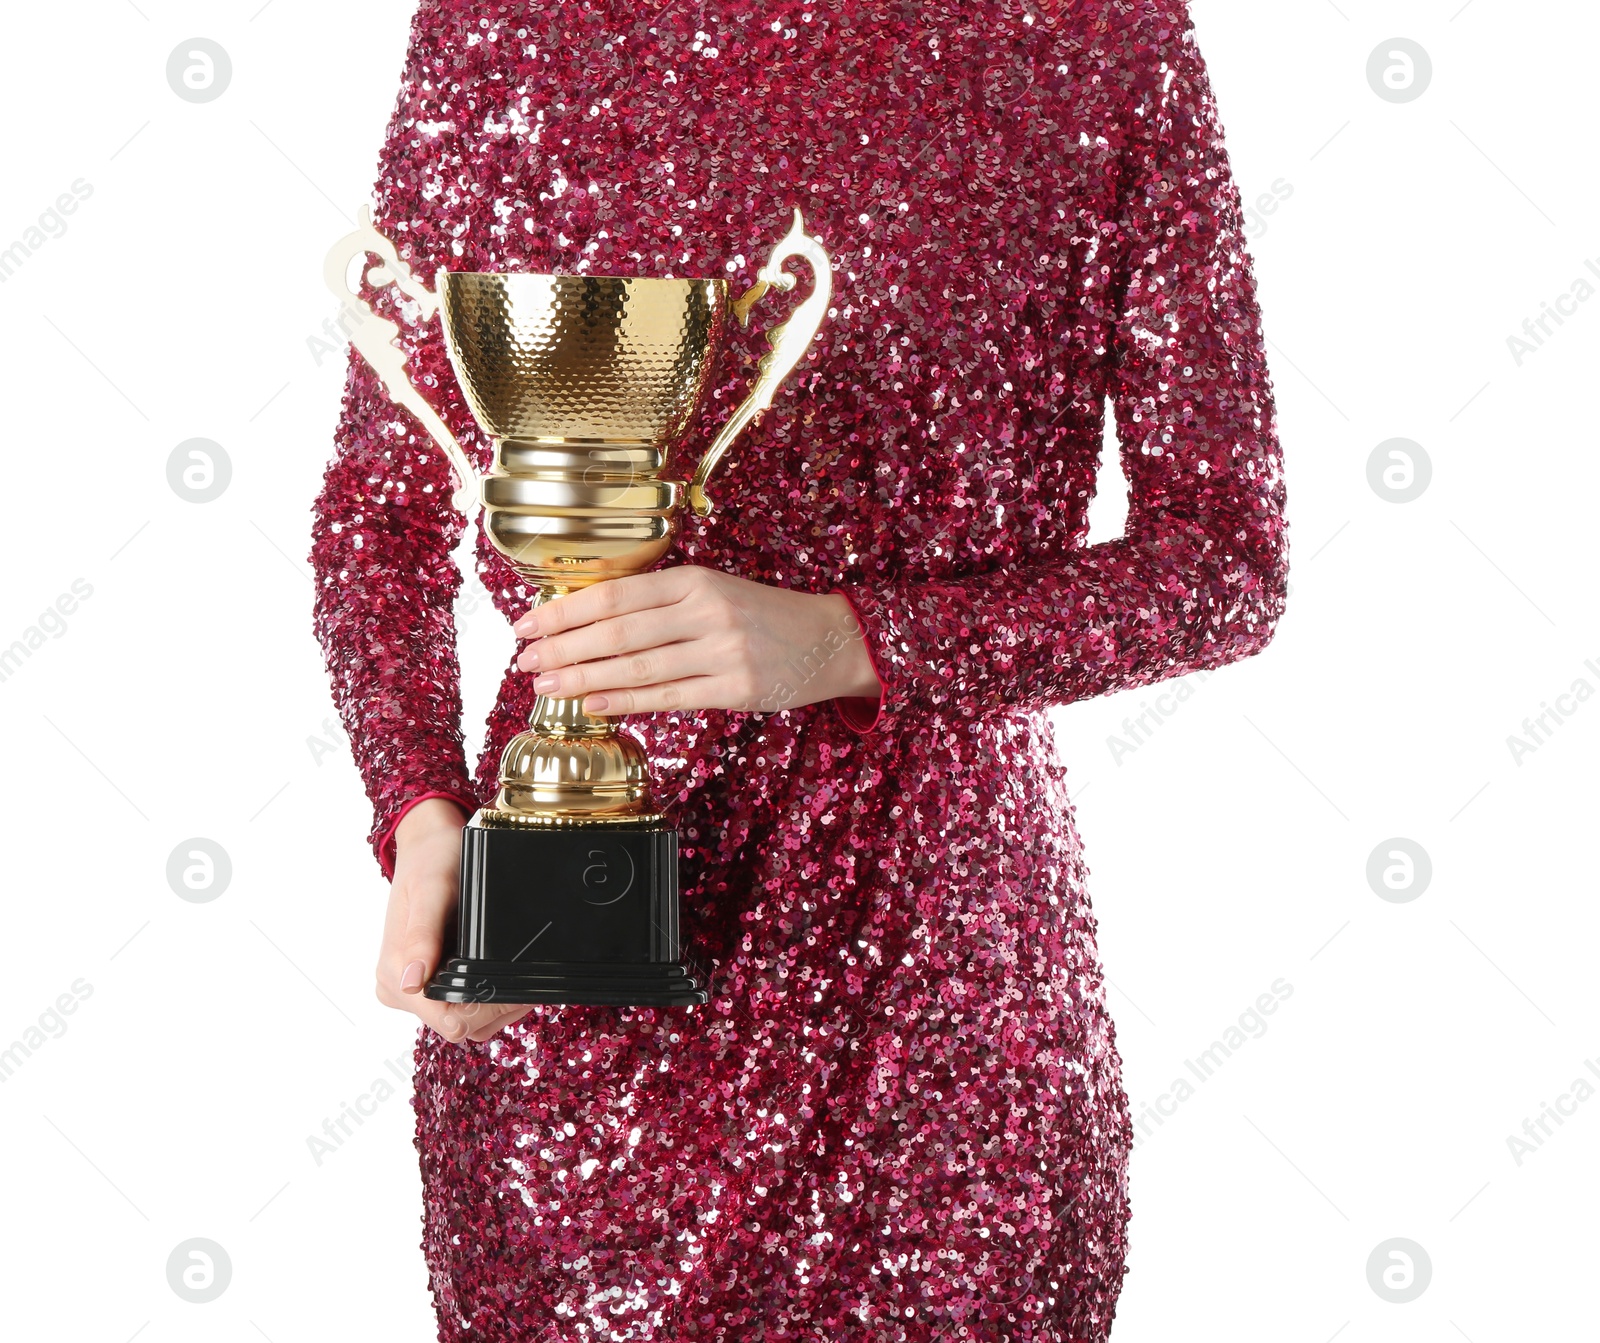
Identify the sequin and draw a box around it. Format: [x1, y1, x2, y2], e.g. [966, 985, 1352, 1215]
[308, 2, 1289, 1338]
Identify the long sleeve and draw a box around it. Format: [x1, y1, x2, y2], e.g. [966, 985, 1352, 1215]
[831, 4, 1288, 734]
[309, 349, 479, 878]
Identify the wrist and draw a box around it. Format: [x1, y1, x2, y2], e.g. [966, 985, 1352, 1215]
[815, 593, 883, 703]
[395, 796, 470, 850]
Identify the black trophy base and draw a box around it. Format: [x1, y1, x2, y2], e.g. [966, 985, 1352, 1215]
[427, 958, 706, 1006]
[423, 816, 708, 1008]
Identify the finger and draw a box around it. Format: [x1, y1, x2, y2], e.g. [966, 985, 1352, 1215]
[462, 1004, 532, 1042]
[396, 872, 456, 997]
[517, 601, 701, 676]
[580, 675, 734, 716]
[528, 639, 713, 701]
[375, 972, 471, 1041]
[439, 997, 520, 1044]
[416, 998, 474, 1042]
[512, 568, 696, 639]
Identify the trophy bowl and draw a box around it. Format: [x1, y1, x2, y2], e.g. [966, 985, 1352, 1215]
[438, 274, 747, 590]
[437, 273, 729, 447]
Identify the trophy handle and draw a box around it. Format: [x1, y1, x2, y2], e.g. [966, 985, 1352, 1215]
[685, 206, 833, 518]
[323, 207, 479, 516]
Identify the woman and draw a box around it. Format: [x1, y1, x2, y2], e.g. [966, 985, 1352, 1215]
[310, 1, 1288, 1337]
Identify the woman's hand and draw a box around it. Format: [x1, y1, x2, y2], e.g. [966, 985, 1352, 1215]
[375, 797, 531, 1044]
[512, 566, 881, 716]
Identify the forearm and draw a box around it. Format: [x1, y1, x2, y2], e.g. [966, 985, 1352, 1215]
[310, 353, 478, 873]
[834, 509, 1285, 724]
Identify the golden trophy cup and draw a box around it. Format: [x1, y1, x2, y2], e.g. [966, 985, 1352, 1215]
[325, 206, 832, 1006]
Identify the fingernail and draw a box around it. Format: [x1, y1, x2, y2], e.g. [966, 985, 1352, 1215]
[521, 647, 540, 670]
[584, 695, 610, 713]
[400, 960, 425, 991]
[533, 674, 559, 693]
[515, 613, 540, 635]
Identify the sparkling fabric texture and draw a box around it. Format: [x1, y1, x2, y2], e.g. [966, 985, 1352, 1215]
[309, 2, 1288, 1338]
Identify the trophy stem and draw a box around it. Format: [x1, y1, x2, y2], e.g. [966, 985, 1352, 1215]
[485, 586, 661, 823]
[522, 586, 619, 739]
[526, 689, 618, 738]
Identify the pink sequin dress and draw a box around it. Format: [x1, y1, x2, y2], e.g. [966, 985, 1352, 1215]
[309, 2, 1288, 1338]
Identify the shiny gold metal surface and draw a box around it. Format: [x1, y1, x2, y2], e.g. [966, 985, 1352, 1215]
[472, 808, 666, 829]
[490, 683, 657, 820]
[437, 272, 726, 447]
[686, 213, 833, 518]
[323, 209, 480, 515]
[327, 207, 832, 825]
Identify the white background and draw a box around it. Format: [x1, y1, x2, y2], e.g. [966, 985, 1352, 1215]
[1, 2, 1594, 1339]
